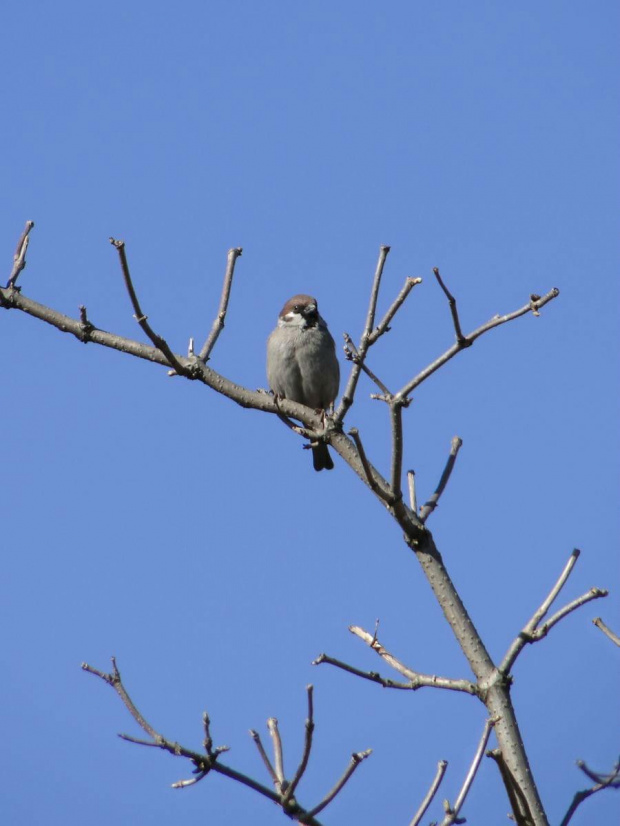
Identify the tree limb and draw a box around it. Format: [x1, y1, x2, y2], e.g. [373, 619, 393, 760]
[198, 246, 243, 362]
[592, 617, 620, 647]
[109, 238, 186, 374]
[6, 220, 35, 288]
[499, 550, 608, 675]
[419, 436, 463, 523]
[348, 626, 479, 695]
[439, 716, 498, 826]
[409, 760, 448, 826]
[559, 758, 620, 826]
[397, 288, 560, 399]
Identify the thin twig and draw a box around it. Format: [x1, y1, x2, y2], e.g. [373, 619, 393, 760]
[249, 729, 279, 787]
[7, 220, 35, 288]
[419, 437, 463, 522]
[577, 759, 620, 786]
[198, 247, 243, 362]
[267, 718, 285, 789]
[538, 588, 608, 637]
[343, 333, 392, 394]
[348, 626, 478, 695]
[398, 287, 560, 399]
[348, 428, 395, 504]
[407, 470, 418, 514]
[334, 245, 390, 425]
[283, 685, 315, 806]
[559, 758, 620, 826]
[439, 717, 498, 826]
[304, 750, 373, 818]
[433, 268, 466, 344]
[499, 549, 582, 674]
[83, 657, 159, 740]
[592, 617, 620, 647]
[389, 401, 404, 502]
[368, 276, 423, 345]
[409, 760, 448, 826]
[171, 771, 208, 789]
[313, 652, 421, 690]
[110, 238, 185, 373]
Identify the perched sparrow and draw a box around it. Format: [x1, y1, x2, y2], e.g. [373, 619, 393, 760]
[267, 294, 340, 471]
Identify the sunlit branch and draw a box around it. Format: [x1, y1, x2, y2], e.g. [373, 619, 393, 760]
[592, 617, 620, 647]
[334, 245, 390, 424]
[304, 749, 373, 819]
[6, 220, 35, 289]
[110, 238, 185, 373]
[368, 275, 423, 345]
[349, 626, 478, 695]
[397, 288, 560, 400]
[409, 760, 448, 826]
[313, 652, 421, 690]
[198, 246, 243, 362]
[439, 717, 497, 826]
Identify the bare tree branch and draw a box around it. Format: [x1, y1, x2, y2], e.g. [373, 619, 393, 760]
[439, 717, 498, 826]
[282, 685, 315, 806]
[433, 267, 466, 344]
[419, 436, 463, 523]
[4, 239, 566, 825]
[343, 332, 392, 395]
[409, 759, 448, 826]
[539, 588, 608, 636]
[559, 758, 620, 826]
[250, 729, 280, 788]
[486, 748, 533, 826]
[198, 246, 243, 362]
[397, 287, 560, 399]
[334, 245, 390, 425]
[82, 659, 333, 825]
[6, 220, 35, 288]
[368, 275, 423, 345]
[109, 238, 186, 374]
[592, 617, 620, 647]
[267, 718, 286, 790]
[499, 550, 608, 675]
[348, 428, 395, 505]
[407, 469, 418, 515]
[304, 749, 373, 819]
[313, 652, 423, 690]
[348, 626, 479, 695]
[577, 758, 620, 786]
[389, 401, 405, 502]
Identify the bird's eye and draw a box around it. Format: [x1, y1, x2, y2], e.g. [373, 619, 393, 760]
[293, 304, 300, 313]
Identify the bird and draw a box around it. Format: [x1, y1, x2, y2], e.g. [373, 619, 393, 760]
[267, 294, 340, 471]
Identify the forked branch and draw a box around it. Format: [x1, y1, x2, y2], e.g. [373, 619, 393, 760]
[499, 550, 608, 675]
[559, 757, 620, 826]
[82, 660, 368, 825]
[340, 625, 478, 695]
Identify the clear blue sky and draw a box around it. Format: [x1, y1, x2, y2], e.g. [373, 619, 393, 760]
[1, 2, 618, 824]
